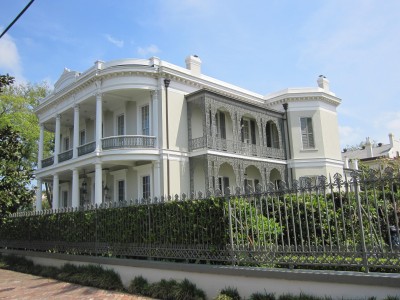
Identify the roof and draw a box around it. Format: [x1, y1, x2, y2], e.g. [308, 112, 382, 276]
[342, 144, 391, 160]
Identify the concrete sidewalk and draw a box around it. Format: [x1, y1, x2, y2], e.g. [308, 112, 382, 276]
[0, 268, 151, 300]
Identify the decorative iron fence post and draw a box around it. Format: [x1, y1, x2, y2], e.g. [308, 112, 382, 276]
[353, 172, 369, 273]
[225, 188, 235, 266]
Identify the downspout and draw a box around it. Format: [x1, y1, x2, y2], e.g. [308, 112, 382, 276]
[164, 78, 171, 196]
[283, 103, 293, 185]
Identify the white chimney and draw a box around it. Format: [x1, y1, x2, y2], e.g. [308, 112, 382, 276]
[317, 75, 330, 91]
[389, 133, 394, 147]
[365, 137, 373, 158]
[185, 55, 202, 76]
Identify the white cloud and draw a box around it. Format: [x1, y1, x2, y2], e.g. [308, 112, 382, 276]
[374, 112, 400, 135]
[105, 34, 124, 48]
[0, 32, 25, 83]
[137, 45, 160, 57]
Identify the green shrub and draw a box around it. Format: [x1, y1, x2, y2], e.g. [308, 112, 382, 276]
[128, 276, 150, 296]
[172, 278, 206, 300]
[148, 279, 178, 299]
[220, 287, 241, 300]
[214, 294, 234, 300]
[384, 297, 400, 300]
[250, 291, 276, 300]
[39, 266, 59, 278]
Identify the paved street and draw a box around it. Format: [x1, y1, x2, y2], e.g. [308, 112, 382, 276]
[0, 268, 151, 300]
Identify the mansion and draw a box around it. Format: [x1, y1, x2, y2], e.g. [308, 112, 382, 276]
[34, 55, 343, 210]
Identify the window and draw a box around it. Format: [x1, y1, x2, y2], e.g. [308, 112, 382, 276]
[216, 111, 226, 139]
[118, 180, 125, 201]
[300, 117, 315, 149]
[62, 191, 68, 207]
[117, 114, 125, 135]
[266, 121, 280, 148]
[241, 118, 256, 144]
[80, 130, 86, 145]
[142, 175, 151, 199]
[218, 176, 230, 194]
[142, 105, 150, 135]
[64, 137, 70, 151]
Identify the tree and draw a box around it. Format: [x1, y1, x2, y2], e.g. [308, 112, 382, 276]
[0, 76, 53, 213]
[0, 126, 35, 218]
[0, 74, 14, 93]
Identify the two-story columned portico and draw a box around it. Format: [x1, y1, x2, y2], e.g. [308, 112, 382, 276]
[35, 56, 343, 210]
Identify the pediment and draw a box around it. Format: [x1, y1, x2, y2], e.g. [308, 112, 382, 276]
[53, 68, 80, 93]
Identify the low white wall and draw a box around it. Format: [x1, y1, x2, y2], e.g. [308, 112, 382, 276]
[2, 250, 400, 299]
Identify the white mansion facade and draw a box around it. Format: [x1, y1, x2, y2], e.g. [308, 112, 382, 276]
[34, 56, 343, 210]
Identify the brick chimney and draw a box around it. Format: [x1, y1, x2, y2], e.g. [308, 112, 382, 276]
[185, 55, 202, 76]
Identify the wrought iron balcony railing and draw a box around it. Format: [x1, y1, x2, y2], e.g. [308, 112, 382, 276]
[102, 135, 156, 150]
[58, 149, 73, 163]
[41, 156, 54, 168]
[189, 136, 285, 159]
[78, 141, 96, 156]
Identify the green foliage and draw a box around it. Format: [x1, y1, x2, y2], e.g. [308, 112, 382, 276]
[172, 278, 206, 300]
[0, 74, 14, 92]
[214, 294, 234, 300]
[219, 287, 241, 300]
[0, 126, 35, 219]
[148, 279, 179, 299]
[128, 275, 150, 295]
[249, 291, 276, 300]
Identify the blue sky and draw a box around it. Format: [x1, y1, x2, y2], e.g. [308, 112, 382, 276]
[1, 0, 399, 148]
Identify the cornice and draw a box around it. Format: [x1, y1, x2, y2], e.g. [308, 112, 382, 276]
[265, 93, 341, 108]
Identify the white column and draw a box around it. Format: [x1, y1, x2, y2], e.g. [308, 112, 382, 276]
[72, 168, 79, 208]
[53, 174, 59, 209]
[36, 178, 42, 211]
[95, 162, 103, 206]
[73, 104, 80, 158]
[54, 114, 61, 164]
[153, 161, 161, 198]
[38, 124, 44, 169]
[95, 93, 103, 153]
[151, 90, 159, 146]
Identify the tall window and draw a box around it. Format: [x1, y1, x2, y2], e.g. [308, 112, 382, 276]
[241, 118, 256, 144]
[80, 130, 86, 145]
[117, 114, 125, 135]
[62, 191, 68, 207]
[216, 111, 226, 139]
[300, 117, 315, 149]
[142, 105, 150, 135]
[64, 137, 70, 151]
[118, 180, 125, 201]
[266, 121, 280, 148]
[142, 175, 151, 199]
[218, 177, 229, 194]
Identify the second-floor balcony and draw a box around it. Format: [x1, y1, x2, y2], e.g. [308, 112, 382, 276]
[189, 136, 285, 159]
[40, 136, 157, 169]
[102, 135, 156, 150]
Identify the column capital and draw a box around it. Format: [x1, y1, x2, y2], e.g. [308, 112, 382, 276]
[56, 114, 61, 120]
[74, 103, 80, 110]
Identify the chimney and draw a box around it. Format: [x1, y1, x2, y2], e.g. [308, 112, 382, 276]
[185, 55, 202, 76]
[365, 137, 373, 157]
[317, 75, 330, 91]
[389, 133, 394, 147]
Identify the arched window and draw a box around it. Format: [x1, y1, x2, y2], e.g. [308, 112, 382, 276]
[266, 121, 280, 148]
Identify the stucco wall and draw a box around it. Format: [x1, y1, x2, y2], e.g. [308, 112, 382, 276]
[2, 250, 399, 300]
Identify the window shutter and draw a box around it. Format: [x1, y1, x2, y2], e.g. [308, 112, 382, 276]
[219, 112, 226, 139]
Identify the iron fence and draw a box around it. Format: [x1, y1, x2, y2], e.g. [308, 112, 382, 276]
[1, 168, 399, 272]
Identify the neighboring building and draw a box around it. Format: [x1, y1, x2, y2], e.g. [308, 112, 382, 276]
[342, 134, 400, 171]
[34, 56, 343, 210]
